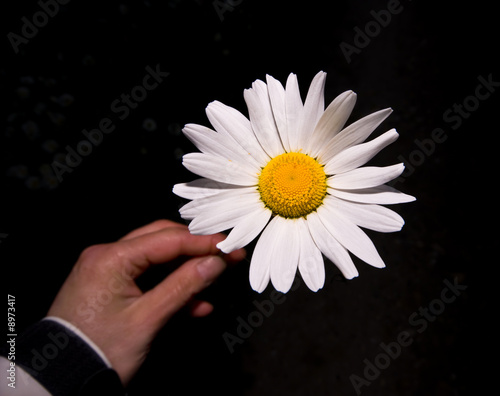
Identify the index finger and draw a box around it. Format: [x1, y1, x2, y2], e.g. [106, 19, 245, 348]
[118, 219, 187, 241]
[116, 226, 227, 279]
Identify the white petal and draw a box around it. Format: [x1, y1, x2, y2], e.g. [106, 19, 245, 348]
[328, 163, 405, 190]
[307, 211, 359, 279]
[318, 108, 392, 164]
[182, 152, 258, 186]
[244, 80, 284, 158]
[319, 200, 386, 269]
[327, 196, 405, 233]
[307, 90, 357, 158]
[182, 124, 261, 171]
[285, 73, 304, 152]
[328, 185, 416, 205]
[181, 124, 220, 155]
[269, 217, 300, 293]
[173, 178, 241, 200]
[217, 206, 271, 253]
[189, 202, 259, 235]
[206, 101, 269, 165]
[324, 129, 399, 175]
[186, 189, 262, 235]
[250, 217, 281, 292]
[299, 71, 327, 152]
[297, 218, 325, 292]
[179, 187, 257, 220]
[250, 216, 302, 293]
[266, 74, 290, 152]
[205, 101, 250, 139]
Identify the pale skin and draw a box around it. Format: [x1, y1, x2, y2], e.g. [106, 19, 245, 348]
[47, 219, 246, 385]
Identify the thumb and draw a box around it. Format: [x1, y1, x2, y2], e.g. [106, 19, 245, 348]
[134, 255, 226, 328]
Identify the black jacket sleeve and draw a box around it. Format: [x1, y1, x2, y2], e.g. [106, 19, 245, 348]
[0, 318, 126, 396]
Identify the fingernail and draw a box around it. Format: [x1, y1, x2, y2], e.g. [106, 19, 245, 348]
[196, 256, 226, 283]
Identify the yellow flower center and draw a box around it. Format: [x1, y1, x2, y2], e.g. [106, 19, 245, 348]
[258, 152, 327, 219]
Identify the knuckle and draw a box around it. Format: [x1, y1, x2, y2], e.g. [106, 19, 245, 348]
[76, 243, 118, 276]
[149, 219, 183, 230]
[150, 219, 173, 228]
[78, 243, 110, 264]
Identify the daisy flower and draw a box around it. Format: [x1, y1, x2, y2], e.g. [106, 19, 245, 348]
[173, 71, 415, 293]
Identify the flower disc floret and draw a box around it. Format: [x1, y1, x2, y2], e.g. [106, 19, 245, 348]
[258, 152, 327, 219]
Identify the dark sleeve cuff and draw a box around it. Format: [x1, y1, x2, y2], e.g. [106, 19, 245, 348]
[0, 319, 126, 396]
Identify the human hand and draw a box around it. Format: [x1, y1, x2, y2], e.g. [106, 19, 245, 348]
[47, 219, 245, 385]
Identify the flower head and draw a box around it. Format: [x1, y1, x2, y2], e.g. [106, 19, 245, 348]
[173, 71, 415, 293]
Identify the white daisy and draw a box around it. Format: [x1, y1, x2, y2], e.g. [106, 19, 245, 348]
[173, 71, 415, 293]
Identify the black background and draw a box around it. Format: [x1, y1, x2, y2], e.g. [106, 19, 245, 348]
[1, 0, 496, 395]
